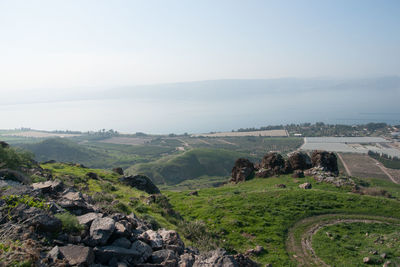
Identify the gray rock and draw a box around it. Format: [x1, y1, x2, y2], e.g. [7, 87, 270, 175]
[77, 212, 103, 226]
[32, 179, 63, 193]
[299, 183, 312, 189]
[59, 245, 94, 266]
[112, 237, 132, 249]
[94, 246, 140, 265]
[119, 175, 160, 194]
[140, 230, 164, 249]
[90, 217, 116, 245]
[131, 240, 153, 264]
[158, 229, 184, 248]
[47, 246, 61, 262]
[193, 249, 238, 267]
[179, 253, 195, 267]
[151, 249, 178, 264]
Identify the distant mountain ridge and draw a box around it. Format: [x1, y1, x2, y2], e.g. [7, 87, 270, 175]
[3, 76, 400, 105]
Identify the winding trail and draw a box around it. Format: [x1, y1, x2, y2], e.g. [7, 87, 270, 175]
[286, 214, 400, 267]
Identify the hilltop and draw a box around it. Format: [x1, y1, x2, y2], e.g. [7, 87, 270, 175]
[1, 141, 400, 266]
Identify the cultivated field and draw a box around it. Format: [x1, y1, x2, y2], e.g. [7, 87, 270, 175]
[302, 137, 400, 157]
[99, 136, 151, 145]
[1, 131, 81, 138]
[338, 153, 389, 180]
[193, 129, 288, 137]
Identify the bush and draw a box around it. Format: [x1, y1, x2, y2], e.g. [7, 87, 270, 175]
[55, 213, 84, 233]
[0, 146, 33, 170]
[1, 195, 48, 210]
[178, 220, 218, 251]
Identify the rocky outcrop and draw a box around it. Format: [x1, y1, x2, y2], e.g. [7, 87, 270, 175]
[230, 158, 255, 183]
[113, 167, 124, 175]
[288, 152, 312, 170]
[120, 175, 161, 194]
[311, 150, 338, 174]
[0, 141, 9, 148]
[260, 152, 285, 172]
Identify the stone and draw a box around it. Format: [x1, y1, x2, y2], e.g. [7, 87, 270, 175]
[140, 230, 164, 249]
[112, 237, 132, 249]
[260, 153, 285, 172]
[233, 254, 259, 267]
[77, 212, 103, 226]
[86, 172, 99, 179]
[119, 175, 161, 194]
[193, 249, 238, 267]
[276, 184, 286, 188]
[292, 170, 305, 178]
[32, 179, 63, 194]
[187, 191, 198, 196]
[151, 249, 178, 264]
[288, 152, 312, 170]
[131, 240, 153, 264]
[47, 246, 61, 262]
[311, 150, 338, 174]
[59, 245, 94, 266]
[299, 183, 312, 189]
[363, 257, 371, 264]
[179, 253, 195, 267]
[94, 246, 140, 264]
[230, 158, 255, 183]
[90, 217, 116, 245]
[113, 167, 124, 175]
[0, 141, 9, 148]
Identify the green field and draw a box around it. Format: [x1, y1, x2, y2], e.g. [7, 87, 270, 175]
[164, 176, 400, 266]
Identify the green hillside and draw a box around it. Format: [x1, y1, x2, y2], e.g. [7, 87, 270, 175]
[126, 148, 248, 185]
[21, 138, 106, 164]
[164, 176, 400, 266]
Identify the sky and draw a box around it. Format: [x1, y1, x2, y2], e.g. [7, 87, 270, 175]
[1, 0, 400, 133]
[1, 0, 400, 92]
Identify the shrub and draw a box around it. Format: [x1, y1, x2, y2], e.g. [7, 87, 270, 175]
[1, 195, 48, 210]
[178, 220, 219, 251]
[55, 213, 84, 233]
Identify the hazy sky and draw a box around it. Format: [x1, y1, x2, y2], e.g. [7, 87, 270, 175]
[1, 0, 400, 92]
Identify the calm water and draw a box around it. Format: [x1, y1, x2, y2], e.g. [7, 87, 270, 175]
[1, 88, 399, 134]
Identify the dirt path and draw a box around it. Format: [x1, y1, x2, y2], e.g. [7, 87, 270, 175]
[286, 214, 400, 267]
[217, 139, 238, 146]
[337, 153, 352, 176]
[369, 157, 399, 184]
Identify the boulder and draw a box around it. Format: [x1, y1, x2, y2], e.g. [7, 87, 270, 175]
[288, 152, 312, 170]
[260, 153, 285, 172]
[140, 230, 164, 249]
[131, 240, 153, 264]
[179, 253, 196, 267]
[151, 249, 178, 264]
[32, 179, 63, 194]
[90, 217, 116, 245]
[292, 170, 304, 178]
[119, 175, 161, 194]
[0, 169, 31, 184]
[276, 184, 286, 188]
[77, 212, 103, 226]
[193, 249, 238, 267]
[311, 151, 338, 174]
[59, 245, 94, 266]
[113, 167, 124, 175]
[230, 158, 255, 183]
[299, 183, 312, 189]
[112, 237, 132, 249]
[0, 141, 9, 148]
[86, 172, 99, 179]
[233, 254, 259, 267]
[94, 246, 140, 265]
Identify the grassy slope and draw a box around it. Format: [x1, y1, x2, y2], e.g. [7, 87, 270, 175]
[126, 148, 247, 185]
[41, 163, 180, 229]
[313, 222, 400, 266]
[164, 176, 400, 266]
